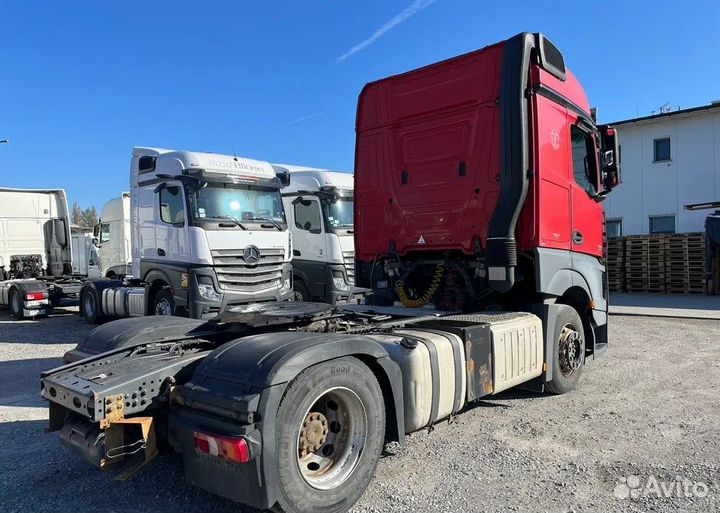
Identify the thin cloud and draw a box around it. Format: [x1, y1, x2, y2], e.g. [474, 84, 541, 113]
[337, 0, 438, 62]
[270, 111, 325, 131]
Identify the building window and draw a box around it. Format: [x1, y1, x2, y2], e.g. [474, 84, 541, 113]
[649, 215, 675, 234]
[653, 137, 671, 162]
[606, 219, 622, 238]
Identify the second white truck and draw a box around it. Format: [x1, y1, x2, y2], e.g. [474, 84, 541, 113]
[93, 192, 131, 278]
[79, 148, 294, 323]
[274, 165, 358, 304]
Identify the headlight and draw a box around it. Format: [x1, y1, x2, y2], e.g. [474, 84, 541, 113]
[332, 271, 349, 291]
[197, 283, 223, 302]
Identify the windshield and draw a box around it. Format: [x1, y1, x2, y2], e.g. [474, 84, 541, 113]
[192, 184, 286, 225]
[324, 198, 354, 229]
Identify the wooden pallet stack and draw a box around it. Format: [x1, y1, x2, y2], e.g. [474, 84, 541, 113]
[624, 235, 666, 293]
[664, 233, 707, 294]
[606, 237, 625, 292]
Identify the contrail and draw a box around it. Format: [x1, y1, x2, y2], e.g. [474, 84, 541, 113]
[270, 111, 325, 130]
[337, 0, 438, 62]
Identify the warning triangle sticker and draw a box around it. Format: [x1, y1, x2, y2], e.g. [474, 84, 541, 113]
[417, 235, 426, 244]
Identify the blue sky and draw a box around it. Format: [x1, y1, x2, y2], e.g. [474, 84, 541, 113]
[1, 0, 718, 209]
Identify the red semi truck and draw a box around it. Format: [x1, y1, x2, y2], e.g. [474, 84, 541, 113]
[41, 33, 618, 513]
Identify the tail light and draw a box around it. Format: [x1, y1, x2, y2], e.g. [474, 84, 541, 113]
[25, 292, 48, 301]
[193, 431, 250, 464]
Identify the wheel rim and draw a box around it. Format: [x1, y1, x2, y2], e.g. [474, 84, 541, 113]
[154, 298, 173, 316]
[83, 293, 95, 318]
[296, 386, 368, 490]
[293, 290, 304, 302]
[558, 324, 583, 377]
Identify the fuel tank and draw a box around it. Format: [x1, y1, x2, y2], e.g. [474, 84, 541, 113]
[372, 328, 466, 432]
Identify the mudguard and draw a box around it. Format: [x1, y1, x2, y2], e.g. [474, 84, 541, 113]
[63, 316, 212, 363]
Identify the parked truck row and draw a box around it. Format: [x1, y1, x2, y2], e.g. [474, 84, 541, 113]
[41, 32, 619, 513]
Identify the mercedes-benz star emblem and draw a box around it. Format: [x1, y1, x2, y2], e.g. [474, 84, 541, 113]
[243, 245, 261, 264]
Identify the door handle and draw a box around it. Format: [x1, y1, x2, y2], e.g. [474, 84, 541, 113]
[157, 248, 166, 256]
[572, 231, 584, 245]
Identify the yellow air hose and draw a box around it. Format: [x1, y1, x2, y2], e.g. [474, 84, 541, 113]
[395, 264, 444, 308]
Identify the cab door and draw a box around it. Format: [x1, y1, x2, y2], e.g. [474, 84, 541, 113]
[568, 117, 604, 257]
[155, 181, 189, 265]
[290, 196, 328, 298]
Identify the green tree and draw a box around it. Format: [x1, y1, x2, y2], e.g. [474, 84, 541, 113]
[71, 202, 98, 229]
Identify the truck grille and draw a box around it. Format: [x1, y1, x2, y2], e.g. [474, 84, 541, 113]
[343, 251, 355, 285]
[211, 248, 285, 293]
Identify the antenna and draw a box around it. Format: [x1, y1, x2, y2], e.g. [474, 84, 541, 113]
[232, 145, 238, 161]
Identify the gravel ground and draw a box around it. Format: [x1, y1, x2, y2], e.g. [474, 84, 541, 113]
[1, 309, 718, 513]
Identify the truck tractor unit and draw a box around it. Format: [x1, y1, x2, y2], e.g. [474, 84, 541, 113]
[0, 188, 86, 319]
[355, 32, 619, 352]
[78, 148, 293, 323]
[42, 33, 618, 513]
[275, 164, 360, 304]
[93, 192, 132, 278]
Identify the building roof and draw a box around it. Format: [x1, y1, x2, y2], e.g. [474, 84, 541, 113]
[610, 102, 720, 127]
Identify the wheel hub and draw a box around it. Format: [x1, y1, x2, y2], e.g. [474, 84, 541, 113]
[299, 411, 329, 455]
[559, 325, 583, 374]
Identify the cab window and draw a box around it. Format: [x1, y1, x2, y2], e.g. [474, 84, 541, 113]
[99, 223, 110, 243]
[294, 198, 321, 234]
[570, 125, 599, 195]
[159, 186, 185, 225]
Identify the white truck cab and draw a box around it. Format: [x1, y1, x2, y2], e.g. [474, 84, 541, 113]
[274, 165, 358, 304]
[79, 148, 293, 322]
[93, 192, 131, 278]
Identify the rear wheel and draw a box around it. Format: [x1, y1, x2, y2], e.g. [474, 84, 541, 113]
[273, 357, 385, 513]
[152, 289, 175, 316]
[546, 307, 585, 394]
[80, 288, 102, 324]
[9, 289, 24, 320]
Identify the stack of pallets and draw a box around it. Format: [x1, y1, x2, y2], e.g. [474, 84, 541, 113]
[664, 233, 707, 294]
[606, 237, 625, 292]
[624, 235, 666, 293]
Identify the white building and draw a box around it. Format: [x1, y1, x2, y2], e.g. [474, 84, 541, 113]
[603, 102, 720, 237]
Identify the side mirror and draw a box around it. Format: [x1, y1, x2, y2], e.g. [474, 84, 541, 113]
[600, 126, 620, 191]
[277, 171, 290, 188]
[93, 224, 100, 237]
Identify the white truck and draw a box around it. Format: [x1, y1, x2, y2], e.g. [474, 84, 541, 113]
[78, 148, 294, 323]
[0, 188, 85, 318]
[274, 165, 359, 304]
[93, 192, 131, 278]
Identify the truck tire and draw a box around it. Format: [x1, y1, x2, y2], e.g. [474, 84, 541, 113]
[545, 307, 585, 394]
[292, 281, 310, 302]
[9, 289, 24, 320]
[273, 357, 385, 513]
[80, 287, 103, 324]
[152, 289, 175, 316]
